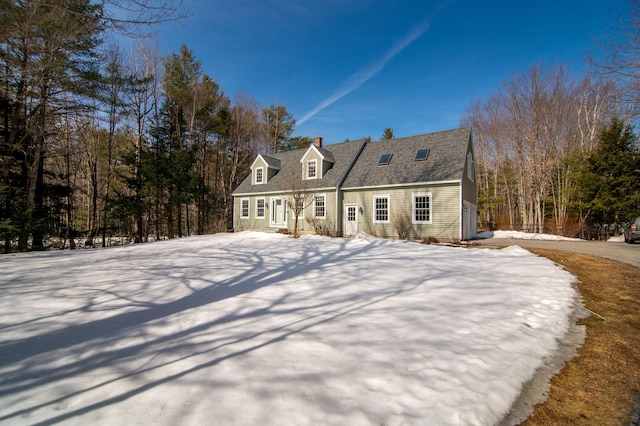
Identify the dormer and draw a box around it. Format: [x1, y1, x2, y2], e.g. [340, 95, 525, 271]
[300, 137, 334, 180]
[250, 154, 280, 185]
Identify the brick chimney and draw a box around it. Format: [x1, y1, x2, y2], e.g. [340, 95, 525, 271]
[314, 136, 323, 148]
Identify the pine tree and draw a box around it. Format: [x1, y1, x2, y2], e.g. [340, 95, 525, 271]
[381, 127, 394, 140]
[262, 104, 295, 153]
[578, 117, 640, 228]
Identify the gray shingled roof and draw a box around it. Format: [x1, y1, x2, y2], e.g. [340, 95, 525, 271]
[233, 138, 367, 195]
[315, 146, 335, 163]
[261, 155, 281, 170]
[341, 127, 472, 189]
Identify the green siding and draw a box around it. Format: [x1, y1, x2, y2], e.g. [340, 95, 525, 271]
[342, 183, 462, 240]
[233, 190, 338, 235]
[302, 149, 329, 179]
[462, 143, 478, 205]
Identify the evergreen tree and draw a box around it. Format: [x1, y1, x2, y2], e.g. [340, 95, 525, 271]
[283, 136, 313, 151]
[381, 127, 394, 140]
[1, 0, 103, 250]
[262, 104, 295, 153]
[577, 117, 640, 228]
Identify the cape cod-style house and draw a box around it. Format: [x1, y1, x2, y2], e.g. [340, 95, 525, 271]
[232, 127, 477, 241]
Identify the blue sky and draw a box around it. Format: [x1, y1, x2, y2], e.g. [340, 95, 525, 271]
[154, 0, 628, 144]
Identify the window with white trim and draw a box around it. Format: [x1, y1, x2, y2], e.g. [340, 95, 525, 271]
[240, 198, 249, 218]
[306, 159, 317, 179]
[255, 167, 264, 184]
[373, 195, 390, 223]
[256, 198, 265, 218]
[314, 194, 326, 218]
[413, 193, 432, 224]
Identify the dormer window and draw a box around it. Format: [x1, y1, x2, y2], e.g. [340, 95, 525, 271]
[255, 167, 264, 184]
[306, 159, 317, 179]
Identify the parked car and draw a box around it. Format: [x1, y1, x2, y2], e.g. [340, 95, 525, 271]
[623, 215, 640, 244]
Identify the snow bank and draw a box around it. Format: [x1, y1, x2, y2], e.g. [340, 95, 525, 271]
[477, 230, 583, 241]
[0, 232, 578, 425]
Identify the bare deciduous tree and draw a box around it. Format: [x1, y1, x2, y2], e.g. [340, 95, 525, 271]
[462, 63, 616, 235]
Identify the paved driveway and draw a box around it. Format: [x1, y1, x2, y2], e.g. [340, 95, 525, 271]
[475, 238, 640, 269]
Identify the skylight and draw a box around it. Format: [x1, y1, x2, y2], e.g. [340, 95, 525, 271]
[415, 148, 430, 161]
[378, 153, 392, 165]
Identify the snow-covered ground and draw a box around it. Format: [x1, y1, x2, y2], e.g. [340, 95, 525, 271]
[0, 232, 579, 425]
[477, 230, 584, 241]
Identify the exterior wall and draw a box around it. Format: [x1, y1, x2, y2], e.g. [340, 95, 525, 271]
[267, 166, 278, 182]
[462, 148, 478, 205]
[461, 143, 478, 240]
[301, 149, 326, 180]
[233, 190, 338, 235]
[341, 183, 462, 240]
[250, 156, 279, 184]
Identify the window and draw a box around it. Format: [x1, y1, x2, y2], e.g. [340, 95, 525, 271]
[373, 195, 390, 223]
[306, 159, 317, 179]
[347, 206, 356, 222]
[413, 193, 432, 224]
[378, 153, 392, 166]
[241, 199, 249, 218]
[314, 194, 326, 218]
[415, 148, 430, 161]
[254, 167, 264, 184]
[256, 198, 265, 218]
[467, 153, 475, 182]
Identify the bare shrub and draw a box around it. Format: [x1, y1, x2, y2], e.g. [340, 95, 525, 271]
[421, 235, 440, 245]
[392, 212, 412, 240]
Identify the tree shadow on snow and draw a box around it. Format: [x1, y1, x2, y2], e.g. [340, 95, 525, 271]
[0, 236, 419, 424]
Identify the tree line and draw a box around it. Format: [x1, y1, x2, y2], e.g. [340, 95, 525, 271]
[462, 64, 640, 237]
[462, 0, 640, 238]
[2, 1, 639, 252]
[1, 1, 304, 252]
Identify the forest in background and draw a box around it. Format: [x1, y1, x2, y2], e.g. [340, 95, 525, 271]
[1, 0, 640, 252]
[462, 66, 639, 238]
[1, 1, 309, 252]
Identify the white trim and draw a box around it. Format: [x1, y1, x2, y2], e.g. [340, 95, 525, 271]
[255, 197, 266, 219]
[343, 179, 461, 191]
[233, 187, 335, 197]
[305, 159, 318, 180]
[240, 198, 250, 219]
[270, 196, 287, 227]
[250, 154, 280, 171]
[254, 166, 264, 185]
[460, 186, 463, 240]
[314, 193, 327, 219]
[373, 195, 390, 224]
[344, 204, 359, 236]
[412, 192, 433, 224]
[300, 145, 330, 163]
[249, 155, 264, 170]
[462, 200, 478, 240]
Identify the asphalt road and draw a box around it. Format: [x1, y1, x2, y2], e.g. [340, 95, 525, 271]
[474, 238, 640, 269]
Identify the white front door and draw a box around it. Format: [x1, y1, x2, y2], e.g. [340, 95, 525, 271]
[462, 201, 477, 240]
[271, 197, 287, 227]
[344, 204, 358, 236]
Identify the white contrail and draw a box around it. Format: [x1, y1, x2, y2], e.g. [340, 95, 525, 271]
[297, 17, 432, 127]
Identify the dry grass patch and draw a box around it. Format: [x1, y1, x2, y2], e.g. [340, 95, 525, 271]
[521, 250, 640, 426]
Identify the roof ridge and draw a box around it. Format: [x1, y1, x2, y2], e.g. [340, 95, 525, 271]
[373, 127, 471, 143]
